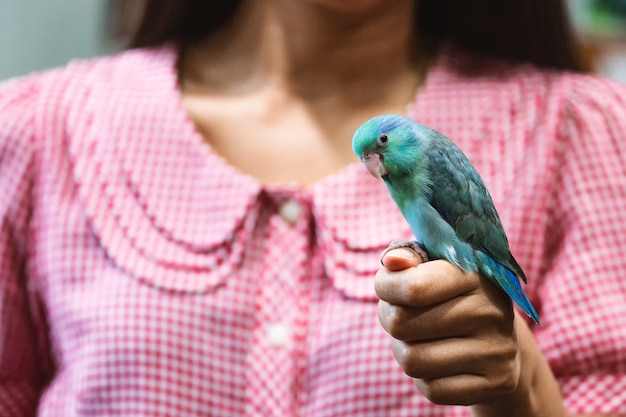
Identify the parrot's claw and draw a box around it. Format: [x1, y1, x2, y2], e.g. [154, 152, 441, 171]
[381, 240, 429, 264]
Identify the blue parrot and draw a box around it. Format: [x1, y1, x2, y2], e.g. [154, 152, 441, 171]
[352, 114, 540, 324]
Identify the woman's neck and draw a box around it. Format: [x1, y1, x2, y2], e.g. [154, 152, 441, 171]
[177, 0, 433, 186]
[179, 0, 429, 112]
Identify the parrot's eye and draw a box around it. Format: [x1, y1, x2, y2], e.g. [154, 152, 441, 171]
[377, 133, 389, 147]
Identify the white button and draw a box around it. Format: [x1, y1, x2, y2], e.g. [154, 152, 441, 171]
[266, 323, 291, 347]
[278, 200, 302, 225]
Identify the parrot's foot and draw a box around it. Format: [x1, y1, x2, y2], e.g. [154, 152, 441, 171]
[381, 240, 429, 264]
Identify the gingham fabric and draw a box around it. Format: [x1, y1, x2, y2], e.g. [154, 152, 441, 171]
[1, 45, 626, 416]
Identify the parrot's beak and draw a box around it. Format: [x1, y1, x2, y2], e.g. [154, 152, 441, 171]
[361, 153, 389, 179]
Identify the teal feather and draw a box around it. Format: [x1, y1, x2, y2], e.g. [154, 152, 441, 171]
[352, 114, 540, 323]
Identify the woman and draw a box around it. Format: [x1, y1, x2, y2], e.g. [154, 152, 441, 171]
[1, 1, 625, 415]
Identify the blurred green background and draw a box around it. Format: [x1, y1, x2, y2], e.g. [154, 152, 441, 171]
[0, 0, 120, 80]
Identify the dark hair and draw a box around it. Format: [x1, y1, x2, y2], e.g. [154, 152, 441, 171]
[112, 0, 584, 71]
[109, 1, 240, 48]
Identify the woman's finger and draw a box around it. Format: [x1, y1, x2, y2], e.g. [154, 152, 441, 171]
[375, 259, 480, 307]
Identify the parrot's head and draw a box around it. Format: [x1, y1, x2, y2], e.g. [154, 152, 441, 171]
[352, 114, 431, 180]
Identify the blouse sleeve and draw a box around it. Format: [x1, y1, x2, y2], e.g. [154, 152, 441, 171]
[0, 76, 52, 416]
[533, 75, 626, 415]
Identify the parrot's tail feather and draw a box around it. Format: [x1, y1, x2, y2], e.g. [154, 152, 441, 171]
[476, 252, 540, 324]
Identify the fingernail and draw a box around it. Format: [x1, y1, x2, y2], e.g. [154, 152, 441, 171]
[398, 248, 418, 259]
[386, 247, 416, 260]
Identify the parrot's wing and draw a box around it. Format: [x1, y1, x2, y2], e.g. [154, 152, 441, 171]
[426, 135, 527, 282]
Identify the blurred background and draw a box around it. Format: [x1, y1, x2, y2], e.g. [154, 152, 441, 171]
[0, 0, 625, 82]
[571, 0, 626, 81]
[0, 0, 119, 80]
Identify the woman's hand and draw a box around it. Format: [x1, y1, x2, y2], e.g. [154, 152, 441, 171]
[375, 247, 567, 416]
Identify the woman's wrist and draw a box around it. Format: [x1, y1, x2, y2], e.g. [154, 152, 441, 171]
[471, 314, 567, 417]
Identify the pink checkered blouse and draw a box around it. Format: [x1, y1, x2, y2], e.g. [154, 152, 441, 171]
[1, 46, 626, 416]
